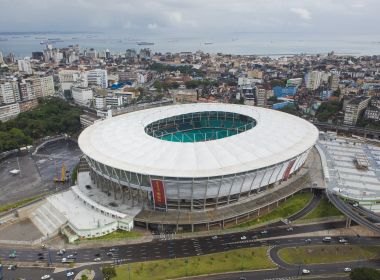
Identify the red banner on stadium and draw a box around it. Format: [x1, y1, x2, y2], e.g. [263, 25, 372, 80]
[282, 159, 296, 180]
[151, 179, 166, 207]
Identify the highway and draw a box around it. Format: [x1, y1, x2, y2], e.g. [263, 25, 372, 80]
[327, 191, 380, 234]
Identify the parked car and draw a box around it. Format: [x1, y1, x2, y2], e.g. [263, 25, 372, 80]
[302, 269, 310, 274]
[41, 275, 50, 280]
[240, 236, 247, 240]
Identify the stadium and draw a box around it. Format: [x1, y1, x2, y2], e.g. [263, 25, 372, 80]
[78, 103, 319, 230]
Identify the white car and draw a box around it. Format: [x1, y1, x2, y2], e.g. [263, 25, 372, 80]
[41, 275, 50, 280]
[302, 269, 310, 274]
[286, 227, 294, 231]
[344, 267, 352, 272]
[94, 257, 101, 262]
[240, 236, 247, 240]
[67, 271, 75, 277]
[211, 235, 218, 240]
[353, 203, 359, 207]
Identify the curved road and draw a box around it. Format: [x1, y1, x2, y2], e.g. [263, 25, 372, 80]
[327, 190, 380, 234]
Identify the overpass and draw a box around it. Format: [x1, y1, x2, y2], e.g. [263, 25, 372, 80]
[316, 138, 380, 234]
[313, 121, 380, 140]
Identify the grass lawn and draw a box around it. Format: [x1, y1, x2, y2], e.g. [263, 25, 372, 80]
[114, 247, 275, 280]
[300, 197, 342, 220]
[85, 230, 142, 241]
[0, 193, 46, 213]
[278, 245, 380, 265]
[231, 192, 313, 229]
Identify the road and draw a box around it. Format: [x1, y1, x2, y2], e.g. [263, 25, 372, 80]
[327, 191, 380, 234]
[3, 234, 380, 280]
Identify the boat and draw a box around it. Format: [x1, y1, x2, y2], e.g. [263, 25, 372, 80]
[137, 42, 154, 46]
[204, 42, 213, 45]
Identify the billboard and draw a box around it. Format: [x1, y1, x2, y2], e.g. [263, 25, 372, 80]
[151, 179, 166, 208]
[282, 159, 296, 181]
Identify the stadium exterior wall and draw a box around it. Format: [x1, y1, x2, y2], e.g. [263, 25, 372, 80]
[84, 147, 310, 211]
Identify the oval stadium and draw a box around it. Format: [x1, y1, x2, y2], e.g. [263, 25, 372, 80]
[78, 103, 319, 231]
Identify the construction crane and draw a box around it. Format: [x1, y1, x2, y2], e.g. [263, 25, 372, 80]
[54, 162, 66, 183]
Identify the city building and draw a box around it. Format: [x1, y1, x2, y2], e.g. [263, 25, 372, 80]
[329, 74, 340, 91]
[0, 51, 3, 65]
[58, 70, 82, 92]
[0, 82, 20, 104]
[17, 59, 33, 75]
[19, 80, 34, 101]
[305, 71, 322, 90]
[256, 88, 267, 107]
[343, 96, 371, 125]
[0, 102, 20, 122]
[105, 94, 123, 108]
[273, 86, 297, 98]
[94, 95, 106, 109]
[87, 69, 108, 89]
[71, 87, 93, 107]
[19, 99, 38, 113]
[364, 106, 380, 121]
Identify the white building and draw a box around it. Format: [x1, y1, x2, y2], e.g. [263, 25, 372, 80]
[72, 87, 93, 107]
[87, 69, 108, 89]
[105, 94, 123, 108]
[0, 102, 20, 122]
[0, 51, 3, 65]
[305, 71, 322, 90]
[58, 70, 82, 91]
[18, 59, 33, 75]
[0, 82, 20, 104]
[94, 95, 106, 109]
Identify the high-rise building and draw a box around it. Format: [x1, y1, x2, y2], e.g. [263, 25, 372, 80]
[0, 82, 20, 104]
[18, 59, 33, 75]
[329, 74, 340, 92]
[343, 96, 370, 125]
[19, 80, 35, 101]
[105, 49, 111, 59]
[28, 76, 55, 98]
[0, 51, 3, 65]
[256, 88, 267, 107]
[87, 69, 108, 88]
[305, 71, 322, 90]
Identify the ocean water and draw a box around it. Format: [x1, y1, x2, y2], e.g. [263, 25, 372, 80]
[0, 32, 379, 58]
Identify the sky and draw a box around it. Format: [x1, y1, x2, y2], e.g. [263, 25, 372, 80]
[0, 0, 378, 36]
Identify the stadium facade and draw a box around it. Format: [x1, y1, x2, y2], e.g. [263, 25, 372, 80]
[78, 103, 318, 226]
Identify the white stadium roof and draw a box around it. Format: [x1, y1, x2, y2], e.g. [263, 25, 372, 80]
[78, 103, 319, 178]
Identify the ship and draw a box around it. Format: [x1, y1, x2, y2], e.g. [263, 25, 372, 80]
[204, 42, 213, 45]
[137, 41, 154, 46]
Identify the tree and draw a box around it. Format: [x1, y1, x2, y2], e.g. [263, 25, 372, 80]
[350, 267, 380, 280]
[315, 100, 342, 122]
[102, 265, 117, 280]
[279, 105, 300, 116]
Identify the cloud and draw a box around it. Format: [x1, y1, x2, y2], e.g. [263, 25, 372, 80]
[147, 23, 158, 30]
[290, 8, 312, 20]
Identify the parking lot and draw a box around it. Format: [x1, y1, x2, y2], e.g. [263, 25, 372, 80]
[0, 139, 82, 206]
